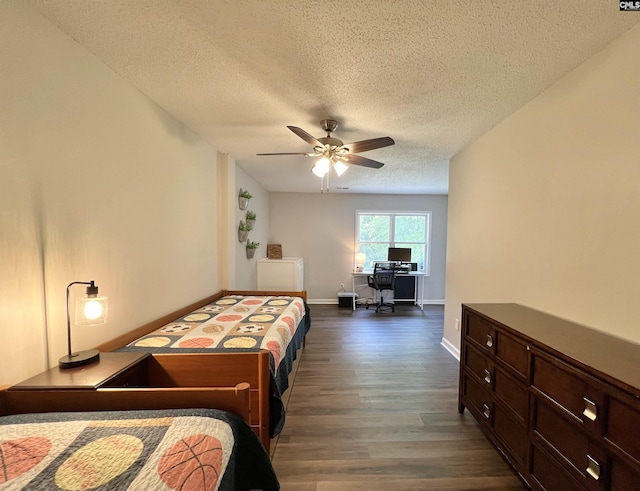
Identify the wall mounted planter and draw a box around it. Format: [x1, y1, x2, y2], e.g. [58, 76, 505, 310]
[238, 188, 252, 210]
[246, 240, 259, 259]
[238, 220, 250, 242]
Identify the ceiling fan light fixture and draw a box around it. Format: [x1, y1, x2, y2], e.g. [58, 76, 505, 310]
[333, 160, 348, 176]
[259, 120, 394, 191]
[312, 157, 330, 177]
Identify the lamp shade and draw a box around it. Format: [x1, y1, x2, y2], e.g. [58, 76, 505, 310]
[312, 157, 330, 177]
[333, 160, 348, 176]
[75, 295, 108, 326]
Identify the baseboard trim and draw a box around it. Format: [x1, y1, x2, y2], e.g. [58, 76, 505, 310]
[440, 337, 460, 360]
[306, 298, 445, 305]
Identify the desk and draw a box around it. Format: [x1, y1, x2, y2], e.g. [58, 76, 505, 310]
[351, 271, 426, 311]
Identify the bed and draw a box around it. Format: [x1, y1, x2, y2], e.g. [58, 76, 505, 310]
[0, 384, 279, 491]
[94, 289, 310, 451]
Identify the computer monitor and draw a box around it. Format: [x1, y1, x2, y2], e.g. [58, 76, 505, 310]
[387, 247, 411, 262]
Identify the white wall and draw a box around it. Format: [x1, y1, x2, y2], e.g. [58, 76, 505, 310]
[0, 4, 224, 385]
[269, 193, 447, 302]
[444, 24, 640, 354]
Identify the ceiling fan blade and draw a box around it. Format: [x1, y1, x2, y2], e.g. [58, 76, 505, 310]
[287, 126, 323, 147]
[343, 136, 395, 154]
[342, 154, 385, 169]
[256, 152, 311, 156]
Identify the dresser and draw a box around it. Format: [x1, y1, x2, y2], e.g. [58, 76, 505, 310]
[257, 257, 303, 291]
[458, 303, 640, 491]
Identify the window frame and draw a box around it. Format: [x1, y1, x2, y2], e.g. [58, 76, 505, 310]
[355, 210, 431, 274]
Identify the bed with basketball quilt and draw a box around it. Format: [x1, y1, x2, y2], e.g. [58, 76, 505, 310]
[0, 383, 279, 491]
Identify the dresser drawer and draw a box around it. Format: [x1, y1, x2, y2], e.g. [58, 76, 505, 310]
[532, 398, 606, 490]
[461, 372, 492, 427]
[531, 445, 586, 491]
[494, 367, 528, 422]
[464, 312, 496, 354]
[463, 343, 493, 388]
[606, 394, 640, 463]
[493, 402, 527, 466]
[609, 455, 640, 491]
[532, 352, 604, 433]
[495, 330, 528, 379]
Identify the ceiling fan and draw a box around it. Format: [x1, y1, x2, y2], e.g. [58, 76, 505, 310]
[257, 119, 395, 180]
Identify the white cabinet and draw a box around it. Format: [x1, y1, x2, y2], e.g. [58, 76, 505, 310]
[257, 257, 304, 291]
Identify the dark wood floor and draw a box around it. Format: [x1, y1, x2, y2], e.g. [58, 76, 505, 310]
[271, 304, 527, 491]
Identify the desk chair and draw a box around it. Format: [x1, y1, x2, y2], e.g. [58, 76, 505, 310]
[367, 262, 396, 312]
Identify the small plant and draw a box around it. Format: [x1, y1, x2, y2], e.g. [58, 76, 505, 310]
[239, 189, 252, 199]
[246, 210, 256, 220]
[246, 240, 260, 249]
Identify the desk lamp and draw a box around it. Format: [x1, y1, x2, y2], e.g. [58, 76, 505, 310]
[59, 280, 108, 369]
[355, 252, 366, 272]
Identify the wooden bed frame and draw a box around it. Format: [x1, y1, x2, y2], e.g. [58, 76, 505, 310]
[0, 382, 251, 424]
[92, 289, 307, 451]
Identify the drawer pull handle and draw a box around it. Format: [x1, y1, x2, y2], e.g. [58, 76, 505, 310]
[485, 335, 494, 348]
[484, 369, 492, 384]
[586, 455, 600, 481]
[583, 398, 597, 422]
[482, 403, 491, 419]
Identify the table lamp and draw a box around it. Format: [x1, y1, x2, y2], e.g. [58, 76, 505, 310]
[355, 252, 366, 272]
[59, 280, 108, 369]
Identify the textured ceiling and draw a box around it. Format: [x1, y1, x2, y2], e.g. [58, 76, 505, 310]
[29, 1, 638, 194]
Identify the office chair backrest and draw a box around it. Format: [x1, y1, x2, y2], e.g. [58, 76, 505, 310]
[371, 262, 396, 290]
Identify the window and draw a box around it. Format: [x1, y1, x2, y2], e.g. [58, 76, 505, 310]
[355, 211, 431, 273]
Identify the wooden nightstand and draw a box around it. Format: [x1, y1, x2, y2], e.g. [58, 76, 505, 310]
[10, 352, 150, 390]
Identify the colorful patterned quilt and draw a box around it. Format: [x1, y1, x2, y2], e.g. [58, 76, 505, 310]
[118, 295, 310, 437]
[0, 408, 279, 491]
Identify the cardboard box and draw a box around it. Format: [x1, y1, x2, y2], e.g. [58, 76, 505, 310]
[267, 244, 282, 259]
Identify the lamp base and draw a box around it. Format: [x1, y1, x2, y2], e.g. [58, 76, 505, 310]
[59, 349, 100, 369]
